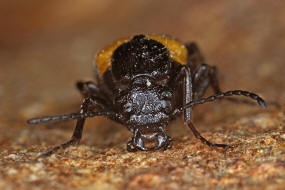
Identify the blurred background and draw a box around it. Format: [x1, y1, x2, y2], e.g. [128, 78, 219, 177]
[0, 0, 284, 145]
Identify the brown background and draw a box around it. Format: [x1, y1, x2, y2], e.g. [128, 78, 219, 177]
[0, 1, 284, 190]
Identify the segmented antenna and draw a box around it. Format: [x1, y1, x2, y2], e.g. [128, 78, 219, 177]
[27, 111, 120, 124]
[184, 90, 267, 109]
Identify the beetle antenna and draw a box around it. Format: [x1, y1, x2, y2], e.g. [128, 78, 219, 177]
[184, 90, 267, 109]
[27, 111, 120, 124]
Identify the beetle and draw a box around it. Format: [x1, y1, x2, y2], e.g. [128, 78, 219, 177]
[28, 34, 267, 157]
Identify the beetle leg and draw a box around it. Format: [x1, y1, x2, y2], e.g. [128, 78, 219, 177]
[169, 65, 193, 118]
[185, 42, 205, 70]
[38, 97, 98, 157]
[185, 42, 221, 98]
[181, 66, 193, 121]
[76, 81, 101, 97]
[187, 50, 278, 107]
[77, 81, 115, 110]
[187, 121, 231, 148]
[192, 64, 278, 107]
[77, 81, 110, 101]
[180, 65, 231, 149]
[192, 63, 221, 100]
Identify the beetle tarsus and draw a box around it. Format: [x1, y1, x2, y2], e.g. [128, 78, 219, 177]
[37, 138, 80, 158]
[187, 121, 232, 149]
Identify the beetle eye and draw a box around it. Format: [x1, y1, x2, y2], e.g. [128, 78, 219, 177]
[161, 91, 172, 99]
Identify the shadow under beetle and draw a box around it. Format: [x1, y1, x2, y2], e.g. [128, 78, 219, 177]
[28, 34, 267, 157]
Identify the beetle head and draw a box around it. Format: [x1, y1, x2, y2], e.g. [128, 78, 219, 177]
[115, 75, 174, 134]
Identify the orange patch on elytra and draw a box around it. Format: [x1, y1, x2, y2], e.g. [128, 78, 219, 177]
[95, 37, 131, 77]
[146, 34, 187, 65]
[94, 35, 188, 77]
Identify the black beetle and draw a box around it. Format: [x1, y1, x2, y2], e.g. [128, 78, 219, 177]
[28, 34, 266, 156]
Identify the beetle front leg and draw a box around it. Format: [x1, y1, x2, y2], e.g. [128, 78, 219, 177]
[38, 97, 99, 157]
[180, 65, 231, 149]
[76, 81, 101, 97]
[76, 81, 111, 108]
[187, 121, 231, 148]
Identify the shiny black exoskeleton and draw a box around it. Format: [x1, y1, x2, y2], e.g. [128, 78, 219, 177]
[28, 34, 267, 156]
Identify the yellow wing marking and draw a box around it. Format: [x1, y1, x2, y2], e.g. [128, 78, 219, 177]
[146, 34, 187, 65]
[95, 35, 188, 77]
[95, 37, 131, 76]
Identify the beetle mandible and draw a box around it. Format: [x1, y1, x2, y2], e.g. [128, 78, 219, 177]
[28, 34, 266, 156]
